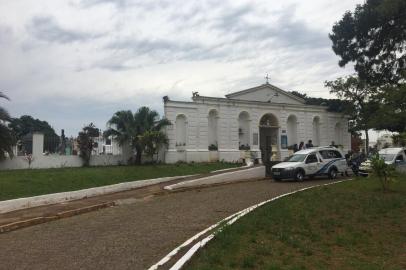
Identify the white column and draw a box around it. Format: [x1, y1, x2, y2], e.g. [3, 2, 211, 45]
[32, 132, 44, 157]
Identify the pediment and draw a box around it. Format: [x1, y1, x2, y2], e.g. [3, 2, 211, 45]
[225, 83, 305, 105]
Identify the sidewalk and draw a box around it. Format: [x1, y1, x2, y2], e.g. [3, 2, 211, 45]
[0, 165, 254, 234]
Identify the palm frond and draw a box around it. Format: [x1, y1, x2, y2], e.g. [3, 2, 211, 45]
[153, 118, 172, 131]
[105, 110, 138, 146]
[0, 123, 15, 160]
[0, 107, 11, 122]
[0, 92, 10, 101]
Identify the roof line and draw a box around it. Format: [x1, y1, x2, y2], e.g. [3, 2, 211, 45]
[191, 95, 330, 110]
[225, 83, 306, 104]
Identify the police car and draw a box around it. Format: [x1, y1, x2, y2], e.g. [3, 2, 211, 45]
[271, 147, 348, 181]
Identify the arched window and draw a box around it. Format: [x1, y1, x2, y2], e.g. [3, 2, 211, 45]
[287, 115, 298, 146]
[312, 116, 321, 146]
[334, 122, 342, 145]
[208, 109, 219, 147]
[238, 111, 250, 148]
[175, 114, 187, 146]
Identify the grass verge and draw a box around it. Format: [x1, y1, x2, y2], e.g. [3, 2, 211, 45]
[0, 162, 240, 201]
[186, 176, 406, 270]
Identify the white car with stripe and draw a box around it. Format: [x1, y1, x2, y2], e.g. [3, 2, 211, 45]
[271, 147, 348, 181]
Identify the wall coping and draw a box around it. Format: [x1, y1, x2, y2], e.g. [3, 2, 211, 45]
[0, 174, 196, 214]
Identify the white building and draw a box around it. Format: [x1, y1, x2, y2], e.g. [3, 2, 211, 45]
[376, 133, 393, 149]
[163, 82, 350, 163]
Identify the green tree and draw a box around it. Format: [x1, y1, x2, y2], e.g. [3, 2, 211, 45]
[372, 84, 406, 133]
[104, 106, 171, 164]
[290, 91, 351, 113]
[139, 130, 169, 163]
[330, 0, 406, 134]
[9, 115, 58, 139]
[0, 92, 15, 160]
[9, 115, 60, 154]
[325, 76, 378, 154]
[329, 0, 406, 86]
[392, 132, 406, 147]
[77, 123, 99, 167]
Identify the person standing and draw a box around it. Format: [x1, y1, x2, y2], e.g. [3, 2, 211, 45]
[299, 141, 305, 150]
[306, 140, 314, 148]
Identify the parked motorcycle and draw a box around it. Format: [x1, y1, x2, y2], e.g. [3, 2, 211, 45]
[345, 152, 364, 177]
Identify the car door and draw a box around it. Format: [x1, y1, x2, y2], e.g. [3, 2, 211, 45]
[331, 150, 346, 171]
[305, 153, 319, 175]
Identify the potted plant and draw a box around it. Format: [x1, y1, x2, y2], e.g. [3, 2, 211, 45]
[239, 144, 250, 151]
[208, 143, 219, 162]
[208, 143, 218, 151]
[176, 142, 186, 152]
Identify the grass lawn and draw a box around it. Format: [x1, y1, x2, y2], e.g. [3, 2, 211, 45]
[0, 162, 240, 201]
[186, 176, 406, 270]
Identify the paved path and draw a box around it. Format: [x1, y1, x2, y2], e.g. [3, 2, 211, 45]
[0, 178, 335, 270]
[0, 166, 251, 227]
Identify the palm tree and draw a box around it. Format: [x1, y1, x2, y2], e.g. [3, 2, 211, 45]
[0, 92, 15, 160]
[104, 107, 171, 164]
[140, 130, 169, 162]
[77, 123, 99, 167]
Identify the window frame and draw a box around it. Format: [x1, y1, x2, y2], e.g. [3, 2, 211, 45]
[305, 153, 318, 164]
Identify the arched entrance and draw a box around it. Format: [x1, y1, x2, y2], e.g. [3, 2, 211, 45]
[259, 113, 279, 163]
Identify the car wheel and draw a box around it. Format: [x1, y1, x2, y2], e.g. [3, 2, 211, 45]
[295, 170, 305, 182]
[328, 168, 338, 179]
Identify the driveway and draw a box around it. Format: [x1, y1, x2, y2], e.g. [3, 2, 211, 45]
[0, 178, 335, 270]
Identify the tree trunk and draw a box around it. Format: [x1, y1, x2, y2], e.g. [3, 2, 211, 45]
[365, 129, 369, 156]
[135, 145, 142, 165]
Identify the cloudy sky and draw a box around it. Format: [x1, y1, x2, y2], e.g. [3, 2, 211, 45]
[0, 0, 364, 136]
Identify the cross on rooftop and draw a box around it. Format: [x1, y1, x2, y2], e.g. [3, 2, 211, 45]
[265, 74, 270, 84]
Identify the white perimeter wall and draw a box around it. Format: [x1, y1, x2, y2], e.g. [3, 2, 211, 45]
[0, 155, 128, 170]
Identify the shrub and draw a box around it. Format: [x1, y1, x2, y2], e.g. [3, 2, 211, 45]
[208, 144, 218, 151]
[370, 154, 396, 192]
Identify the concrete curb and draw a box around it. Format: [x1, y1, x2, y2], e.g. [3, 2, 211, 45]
[0, 175, 196, 214]
[209, 164, 251, 173]
[150, 179, 351, 270]
[0, 202, 114, 234]
[164, 166, 265, 191]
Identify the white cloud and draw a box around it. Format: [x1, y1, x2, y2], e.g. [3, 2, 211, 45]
[0, 0, 363, 135]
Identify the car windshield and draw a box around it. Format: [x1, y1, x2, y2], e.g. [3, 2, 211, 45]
[285, 154, 307, 162]
[379, 154, 395, 161]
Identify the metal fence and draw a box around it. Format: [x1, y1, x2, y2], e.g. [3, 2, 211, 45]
[43, 135, 61, 154]
[16, 134, 33, 156]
